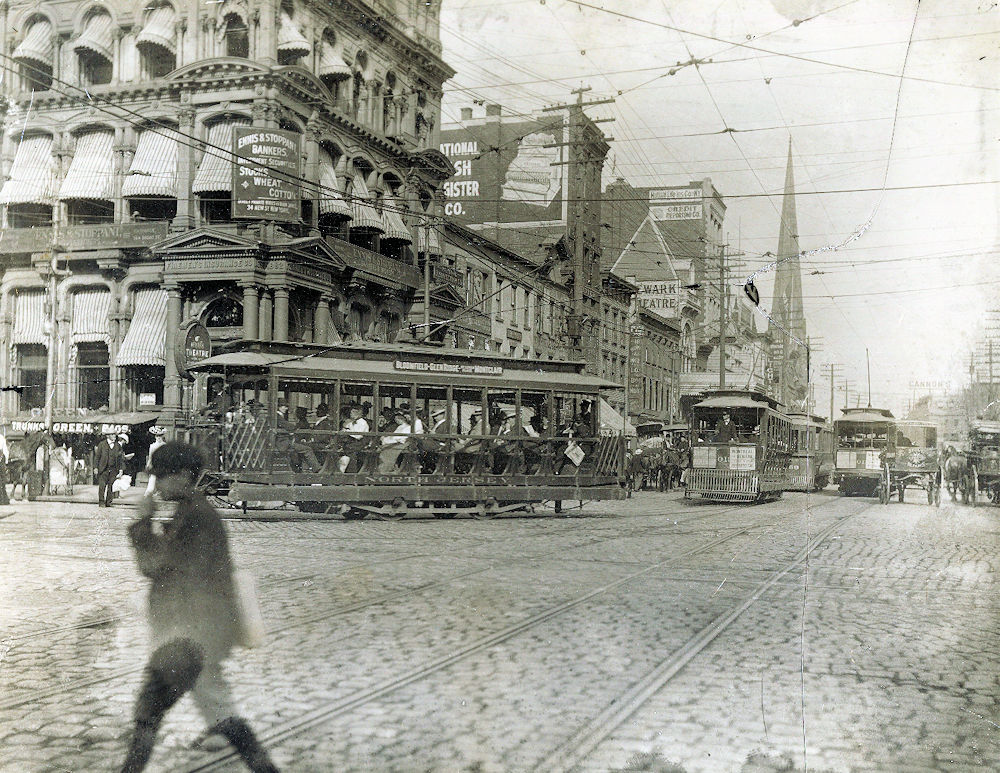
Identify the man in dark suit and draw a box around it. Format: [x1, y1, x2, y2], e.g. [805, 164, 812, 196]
[94, 430, 124, 507]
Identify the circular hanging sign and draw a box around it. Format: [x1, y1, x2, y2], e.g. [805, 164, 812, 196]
[174, 319, 213, 381]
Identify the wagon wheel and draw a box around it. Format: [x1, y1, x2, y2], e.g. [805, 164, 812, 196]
[926, 482, 934, 505]
[933, 483, 941, 507]
[897, 480, 905, 503]
[971, 467, 979, 508]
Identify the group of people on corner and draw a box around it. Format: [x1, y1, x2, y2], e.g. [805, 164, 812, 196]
[94, 426, 165, 507]
[264, 396, 597, 476]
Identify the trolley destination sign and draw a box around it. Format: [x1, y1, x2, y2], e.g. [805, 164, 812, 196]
[232, 127, 300, 222]
[394, 360, 503, 375]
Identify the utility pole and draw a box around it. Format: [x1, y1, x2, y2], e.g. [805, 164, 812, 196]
[543, 89, 613, 369]
[719, 245, 726, 389]
[820, 363, 842, 423]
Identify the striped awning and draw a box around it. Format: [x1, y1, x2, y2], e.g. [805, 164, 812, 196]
[277, 11, 311, 57]
[11, 289, 46, 345]
[319, 40, 350, 80]
[13, 19, 54, 69]
[59, 131, 115, 201]
[349, 175, 383, 232]
[136, 6, 176, 55]
[192, 119, 248, 194]
[0, 134, 57, 205]
[380, 196, 412, 243]
[117, 287, 167, 367]
[318, 150, 351, 219]
[70, 288, 112, 343]
[417, 222, 442, 255]
[122, 127, 179, 198]
[73, 12, 114, 62]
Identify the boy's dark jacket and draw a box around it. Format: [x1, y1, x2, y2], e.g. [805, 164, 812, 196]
[129, 491, 241, 660]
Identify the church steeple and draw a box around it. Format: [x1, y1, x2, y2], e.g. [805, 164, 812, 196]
[771, 138, 809, 408]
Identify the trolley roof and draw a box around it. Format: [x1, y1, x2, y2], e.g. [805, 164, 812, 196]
[835, 407, 895, 423]
[693, 390, 780, 411]
[190, 349, 621, 391]
[970, 421, 1000, 434]
[787, 412, 829, 428]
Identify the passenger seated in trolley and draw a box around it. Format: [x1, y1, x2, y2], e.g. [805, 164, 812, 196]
[379, 407, 413, 473]
[277, 399, 321, 472]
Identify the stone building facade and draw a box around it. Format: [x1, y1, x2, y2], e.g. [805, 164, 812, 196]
[0, 0, 458, 445]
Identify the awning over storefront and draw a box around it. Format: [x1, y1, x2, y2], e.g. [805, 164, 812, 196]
[73, 12, 114, 61]
[599, 397, 636, 436]
[277, 11, 311, 57]
[11, 289, 46, 345]
[135, 5, 176, 55]
[318, 151, 352, 219]
[59, 131, 115, 201]
[13, 19, 54, 69]
[122, 128, 180, 199]
[192, 120, 249, 194]
[380, 196, 412, 243]
[71, 288, 112, 343]
[318, 40, 351, 80]
[417, 222, 442, 254]
[0, 134, 57, 205]
[349, 176, 384, 232]
[116, 287, 167, 366]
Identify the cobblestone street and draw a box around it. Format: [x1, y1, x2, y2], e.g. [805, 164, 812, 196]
[2, 490, 998, 773]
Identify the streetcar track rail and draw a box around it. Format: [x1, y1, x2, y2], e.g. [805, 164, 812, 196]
[0, 497, 824, 717]
[182, 497, 857, 771]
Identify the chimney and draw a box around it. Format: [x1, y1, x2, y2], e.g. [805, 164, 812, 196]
[485, 104, 502, 117]
[460, 107, 473, 120]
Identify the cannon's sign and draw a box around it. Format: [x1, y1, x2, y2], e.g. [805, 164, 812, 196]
[233, 128, 300, 222]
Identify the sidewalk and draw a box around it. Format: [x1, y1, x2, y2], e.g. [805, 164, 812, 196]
[8, 482, 147, 506]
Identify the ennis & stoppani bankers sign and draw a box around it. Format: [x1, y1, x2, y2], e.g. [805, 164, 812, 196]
[233, 128, 300, 222]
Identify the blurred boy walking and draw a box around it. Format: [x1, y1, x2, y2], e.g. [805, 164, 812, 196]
[121, 441, 278, 772]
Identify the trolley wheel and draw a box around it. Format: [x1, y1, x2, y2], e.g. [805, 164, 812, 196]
[343, 507, 367, 521]
[377, 498, 408, 521]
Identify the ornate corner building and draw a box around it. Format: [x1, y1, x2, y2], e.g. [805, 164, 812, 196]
[0, 0, 469, 441]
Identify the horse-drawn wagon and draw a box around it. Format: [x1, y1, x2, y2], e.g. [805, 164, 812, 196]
[887, 420, 941, 505]
[966, 422, 1000, 505]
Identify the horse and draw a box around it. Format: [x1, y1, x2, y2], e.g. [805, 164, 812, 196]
[943, 451, 968, 502]
[5, 431, 52, 500]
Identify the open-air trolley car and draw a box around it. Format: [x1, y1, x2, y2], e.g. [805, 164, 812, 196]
[185, 341, 627, 519]
[786, 413, 834, 492]
[834, 407, 895, 500]
[966, 422, 1000, 505]
[684, 390, 792, 503]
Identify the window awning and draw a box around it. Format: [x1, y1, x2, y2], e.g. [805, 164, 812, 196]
[71, 288, 112, 344]
[59, 131, 115, 201]
[277, 11, 311, 57]
[349, 175, 384, 232]
[192, 120, 248, 194]
[117, 287, 168, 367]
[136, 6, 176, 55]
[318, 151, 352, 219]
[380, 196, 412, 243]
[122, 128, 180, 199]
[0, 134, 57, 205]
[11, 290, 46, 345]
[319, 40, 351, 80]
[73, 13, 114, 62]
[417, 221, 442, 255]
[13, 19, 54, 69]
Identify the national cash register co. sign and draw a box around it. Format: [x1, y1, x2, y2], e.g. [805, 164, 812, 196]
[232, 128, 300, 222]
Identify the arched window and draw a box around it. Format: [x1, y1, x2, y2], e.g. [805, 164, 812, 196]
[222, 14, 249, 58]
[13, 16, 54, 91]
[74, 10, 114, 86]
[203, 295, 244, 328]
[136, 5, 177, 78]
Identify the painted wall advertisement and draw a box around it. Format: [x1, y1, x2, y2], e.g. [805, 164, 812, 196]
[232, 127, 300, 222]
[637, 281, 682, 319]
[649, 187, 702, 221]
[438, 118, 566, 225]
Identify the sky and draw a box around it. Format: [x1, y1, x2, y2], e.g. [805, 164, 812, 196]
[438, 0, 1000, 417]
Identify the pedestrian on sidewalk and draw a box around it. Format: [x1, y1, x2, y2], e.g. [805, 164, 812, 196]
[95, 429, 124, 507]
[0, 431, 9, 506]
[120, 441, 279, 773]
